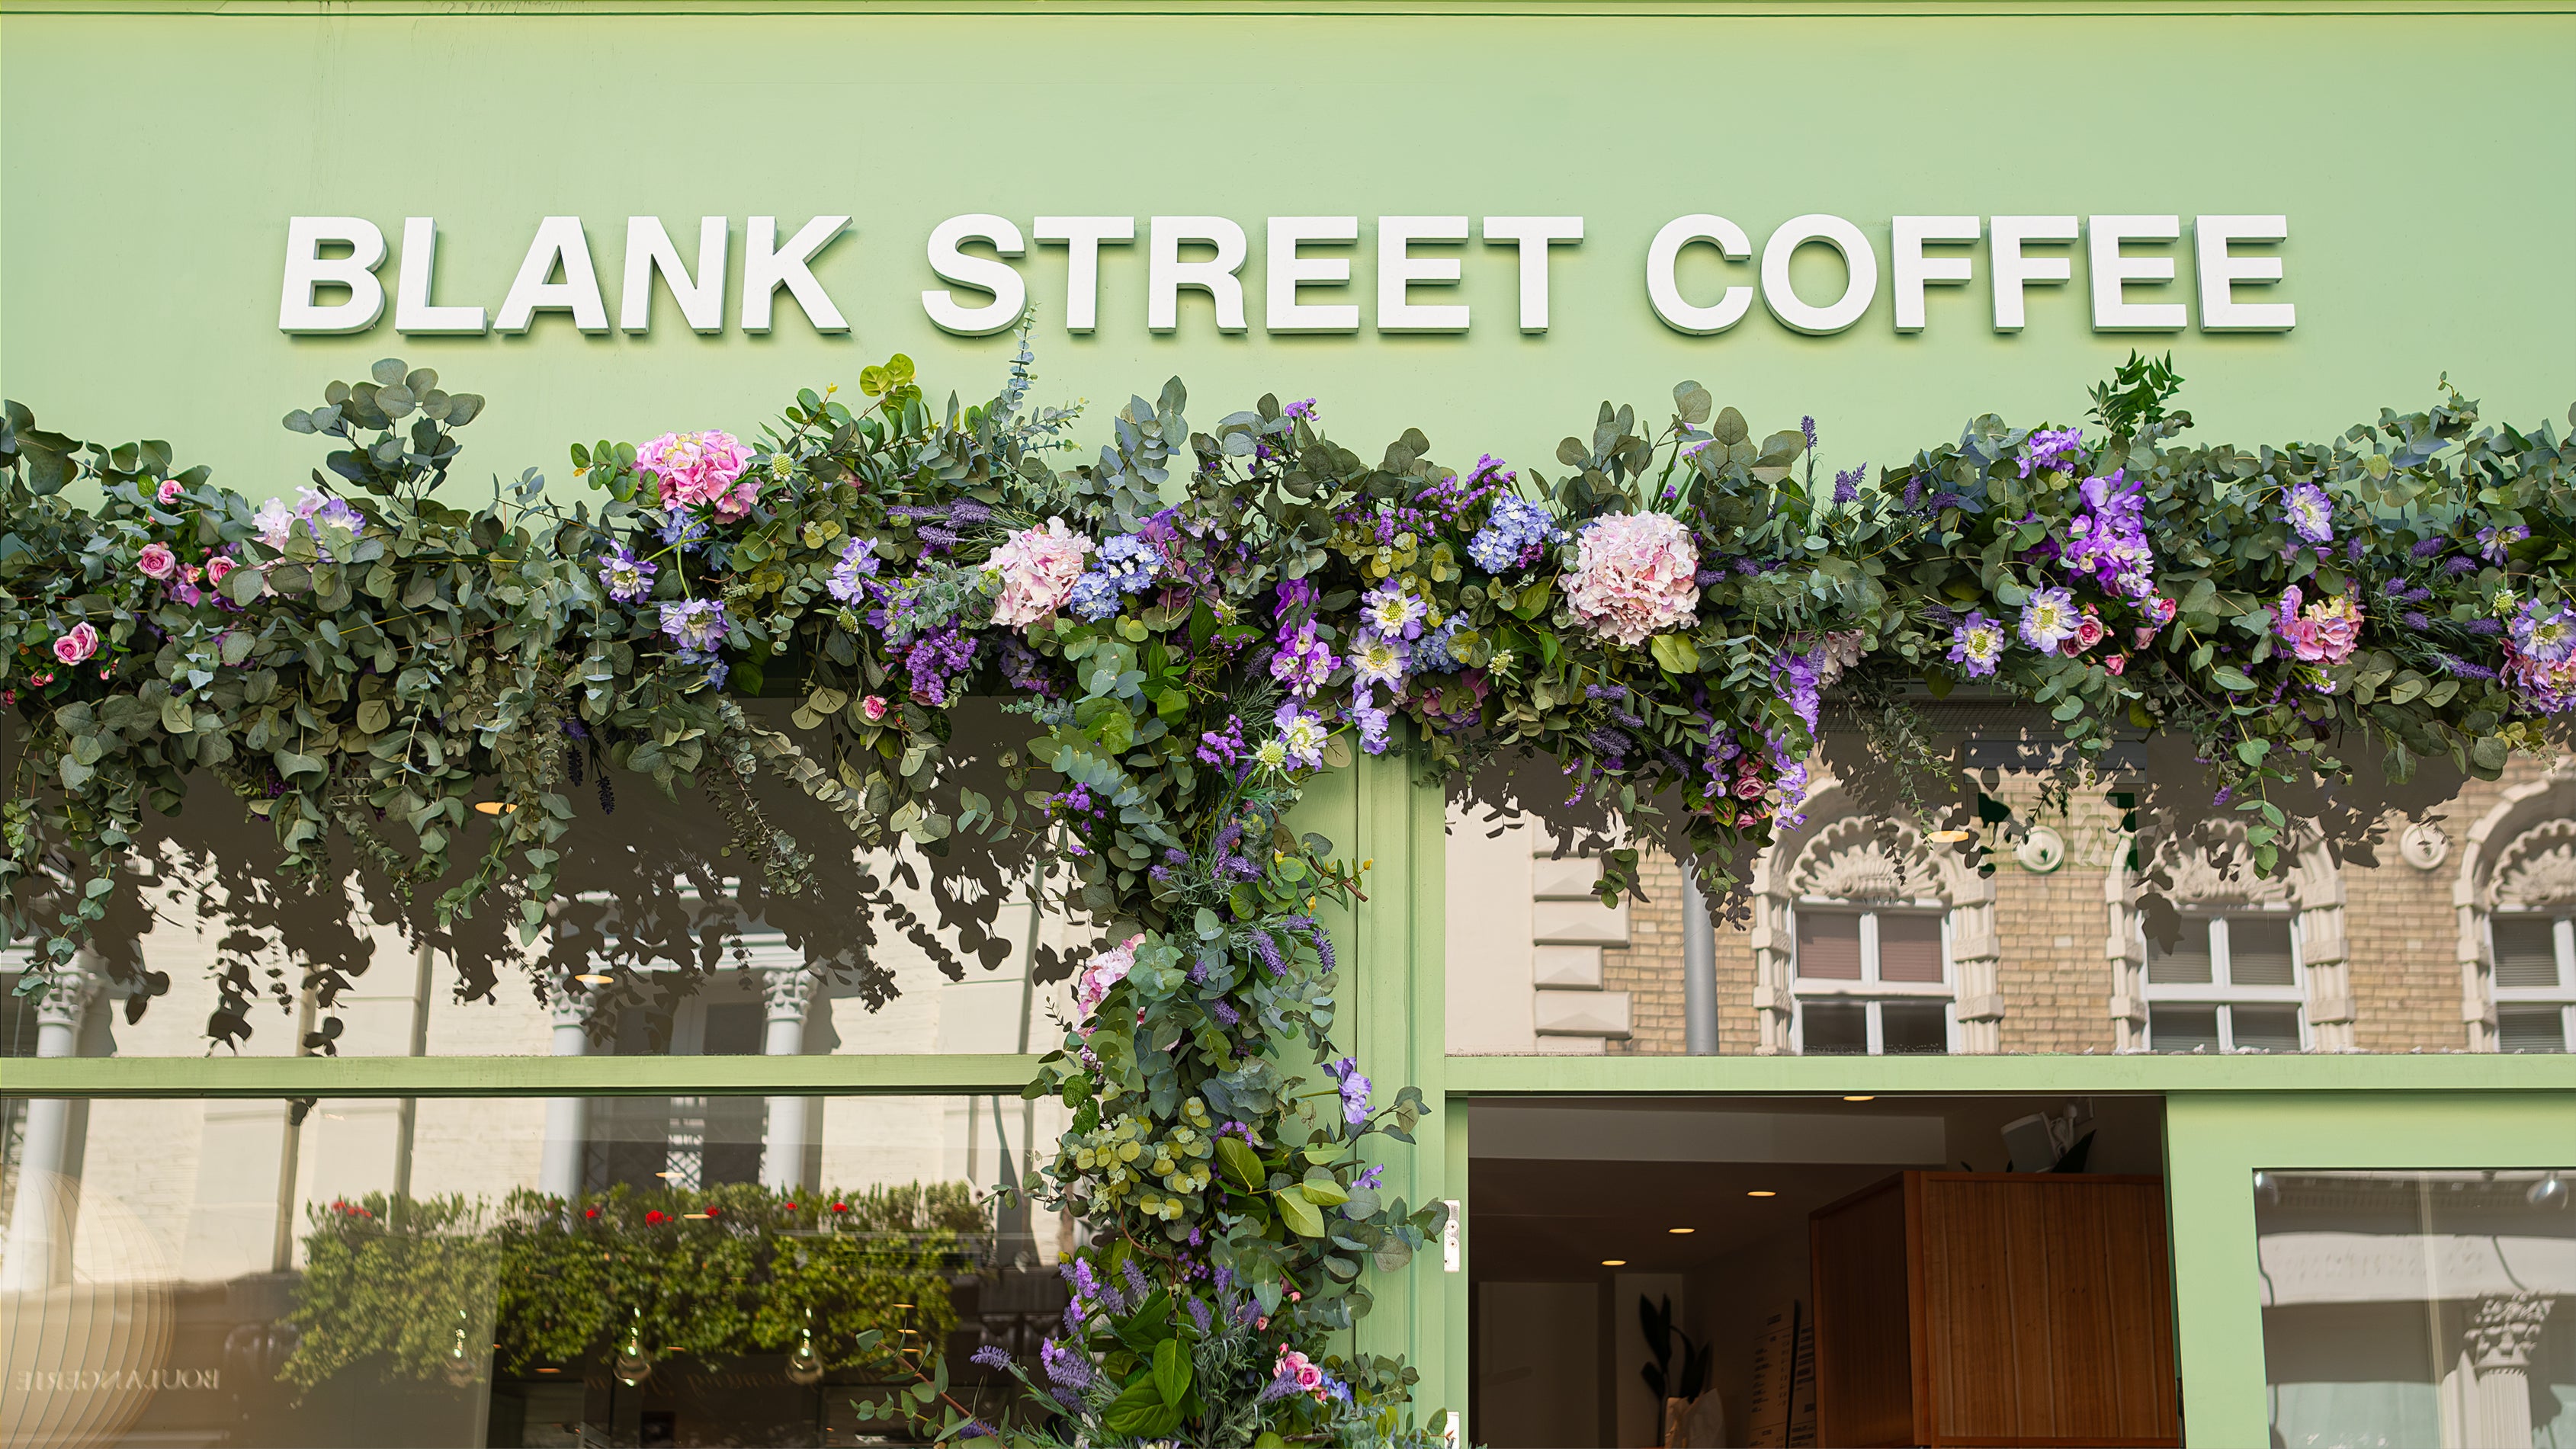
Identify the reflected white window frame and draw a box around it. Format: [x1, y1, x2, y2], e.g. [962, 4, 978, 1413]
[1788, 900, 1958, 1056]
[2108, 820, 2350, 1054]
[2486, 908, 2576, 1053]
[2140, 906, 2310, 1053]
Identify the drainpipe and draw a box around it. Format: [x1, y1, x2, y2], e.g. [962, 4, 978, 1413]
[1683, 871, 1718, 1055]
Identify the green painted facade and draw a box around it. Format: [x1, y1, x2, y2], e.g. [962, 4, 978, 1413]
[6, 4, 2576, 1446]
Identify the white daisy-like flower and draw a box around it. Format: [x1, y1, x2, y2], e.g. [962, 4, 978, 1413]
[1350, 636, 1408, 688]
[1253, 739, 1291, 773]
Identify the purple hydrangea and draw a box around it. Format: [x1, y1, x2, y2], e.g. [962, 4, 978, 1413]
[1948, 611, 2006, 678]
[597, 545, 656, 603]
[2283, 482, 2335, 546]
[658, 508, 710, 553]
[1467, 495, 1564, 574]
[2018, 426, 2085, 478]
[826, 538, 879, 604]
[1065, 569, 1123, 621]
[1414, 618, 1469, 674]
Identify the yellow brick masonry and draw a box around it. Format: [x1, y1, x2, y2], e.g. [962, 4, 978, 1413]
[1586, 756, 2562, 1055]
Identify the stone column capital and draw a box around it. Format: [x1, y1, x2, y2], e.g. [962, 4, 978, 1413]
[756, 963, 817, 1022]
[2470, 1293, 2554, 1370]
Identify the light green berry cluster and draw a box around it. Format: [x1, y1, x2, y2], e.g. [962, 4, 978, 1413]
[1068, 1097, 1221, 1223]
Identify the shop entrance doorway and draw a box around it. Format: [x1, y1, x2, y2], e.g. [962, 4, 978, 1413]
[1468, 1095, 2180, 1448]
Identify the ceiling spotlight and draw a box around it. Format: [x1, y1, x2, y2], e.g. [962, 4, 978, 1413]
[473, 800, 517, 816]
[1600, 1258, 1627, 1267]
[1927, 828, 1975, 844]
[1667, 1227, 1695, 1235]
[574, 971, 614, 986]
[655, 1171, 679, 1179]
[1746, 1190, 1777, 1198]
[2529, 1174, 2568, 1210]
[1843, 1095, 1875, 1102]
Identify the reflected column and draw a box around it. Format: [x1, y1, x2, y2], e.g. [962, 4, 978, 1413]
[758, 967, 815, 1193]
[2468, 1294, 2552, 1449]
[537, 978, 597, 1202]
[0, 955, 100, 1291]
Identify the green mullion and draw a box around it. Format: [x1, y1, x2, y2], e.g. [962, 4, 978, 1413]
[1442, 1050, 2576, 1096]
[0, 1051, 1044, 1098]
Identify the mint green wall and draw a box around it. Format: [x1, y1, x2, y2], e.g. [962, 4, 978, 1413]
[6, 3, 2575, 506]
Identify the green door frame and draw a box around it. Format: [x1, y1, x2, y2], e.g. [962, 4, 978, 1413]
[7, 753, 2574, 1448]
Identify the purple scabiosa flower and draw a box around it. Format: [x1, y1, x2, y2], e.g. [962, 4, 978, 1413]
[597, 545, 656, 603]
[1949, 611, 2007, 678]
[2018, 587, 2080, 651]
[826, 538, 879, 604]
[1360, 579, 1429, 641]
[2282, 482, 2335, 545]
[2478, 524, 2529, 563]
[2511, 601, 2576, 665]
[1349, 635, 1408, 690]
[659, 598, 730, 659]
[1271, 703, 1328, 771]
[2017, 426, 2085, 477]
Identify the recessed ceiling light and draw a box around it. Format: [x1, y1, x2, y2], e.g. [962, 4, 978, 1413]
[1927, 827, 1975, 843]
[1667, 1226, 1695, 1235]
[655, 1171, 678, 1179]
[473, 800, 517, 816]
[1600, 1258, 1628, 1267]
[536, 1367, 560, 1374]
[575, 972, 614, 986]
[1747, 1190, 1777, 1198]
[1843, 1095, 1875, 1101]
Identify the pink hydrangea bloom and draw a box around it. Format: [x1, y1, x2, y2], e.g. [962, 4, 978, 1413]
[1563, 511, 1700, 647]
[53, 623, 99, 665]
[637, 430, 759, 521]
[988, 518, 1093, 627]
[2273, 586, 2364, 665]
[136, 543, 178, 579]
[1073, 933, 1146, 1026]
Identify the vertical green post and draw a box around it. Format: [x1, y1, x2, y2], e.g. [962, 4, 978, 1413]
[2161, 1094, 2270, 1447]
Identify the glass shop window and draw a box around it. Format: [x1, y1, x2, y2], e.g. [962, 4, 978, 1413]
[2491, 912, 2576, 1053]
[1792, 907, 1952, 1055]
[2145, 912, 2305, 1053]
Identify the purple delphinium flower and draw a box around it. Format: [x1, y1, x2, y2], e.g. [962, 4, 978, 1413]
[1324, 1055, 1371, 1127]
[1948, 611, 2007, 678]
[2282, 481, 2335, 545]
[1351, 688, 1394, 755]
[2062, 469, 2157, 599]
[1269, 623, 1336, 697]
[659, 508, 710, 552]
[2017, 426, 2085, 477]
[598, 545, 656, 603]
[2017, 587, 2080, 651]
[826, 537, 879, 604]
[1773, 649, 1823, 731]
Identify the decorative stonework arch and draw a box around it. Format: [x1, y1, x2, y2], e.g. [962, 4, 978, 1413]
[2452, 762, 2576, 1051]
[1747, 776, 2001, 1054]
[2105, 822, 2353, 1052]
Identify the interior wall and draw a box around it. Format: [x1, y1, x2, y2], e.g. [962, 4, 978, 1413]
[1477, 1281, 1601, 1449]
[1691, 1225, 1814, 1447]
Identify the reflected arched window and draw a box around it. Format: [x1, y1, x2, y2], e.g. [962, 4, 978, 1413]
[2455, 768, 2576, 1053]
[1750, 781, 2001, 1055]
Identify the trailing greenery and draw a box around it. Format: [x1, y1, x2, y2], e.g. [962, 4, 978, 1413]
[284, 1181, 978, 1391]
[5, 346, 2573, 1443]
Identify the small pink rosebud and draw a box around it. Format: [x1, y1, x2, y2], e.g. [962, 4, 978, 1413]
[860, 695, 889, 723]
[2106, 653, 2128, 675]
[156, 479, 183, 505]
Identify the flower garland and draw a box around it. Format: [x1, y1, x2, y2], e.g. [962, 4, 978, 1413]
[2, 348, 2571, 1442]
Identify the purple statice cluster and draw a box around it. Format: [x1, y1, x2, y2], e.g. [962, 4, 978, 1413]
[902, 627, 976, 707]
[658, 598, 733, 688]
[2061, 469, 2157, 599]
[1411, 454, 1516, 531]
[826, 537, 879, 604]
[1831, 463, 1868, 505]
[1197, 714, 1247, 767]
[2017, 425, 2086, 478]
[1067, 533, 1163, 621]
[2282, 481, 2335, 547]
[1466, 494, 1564, 575]
[596, 544, 656, 603]
[1323, 1055, 1371, 1127]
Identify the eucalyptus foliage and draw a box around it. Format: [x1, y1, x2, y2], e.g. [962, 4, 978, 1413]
[4, 347, 2571, 1443]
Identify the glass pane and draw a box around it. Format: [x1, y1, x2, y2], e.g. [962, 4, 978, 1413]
[2149, 1005, 2221, 1053]
[1878, 1002, 1950, 1054]
[1799, 1002, 1869, 1054]
[1875, 914, 1945, 983]
[0, 1094, 1064, 1447]
[1795, 912, 1863, 981]
[2256, 1168, 2576, 1449]
[2497, 1006, 2570, 1053]
[2227, 917, 2297, 987]
[2229, 1005, 2304, 1053]
[2493, 916, 2564, 989]
[2147, 922, 2215, 986]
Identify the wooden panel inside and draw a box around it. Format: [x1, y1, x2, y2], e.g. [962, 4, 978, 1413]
[1917, 1174, 2179, 1447]
[1811, 1175, 1914, 1448]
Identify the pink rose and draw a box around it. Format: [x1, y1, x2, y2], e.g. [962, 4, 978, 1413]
[636, 430, 759, 521]
[987, 518, 1093, 627]
[205, 556, 236, 588]
[156, 479, 182, 505]
[53, 623, 99, 665]
[2105, 653, 2128, 675]
[1563, 511, 1700, 647]
[136, 542, 178, 579]
[2059, 607, 2108, 656]
[2132, 627, 2160, 650]
[859, 695, 889, 723]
